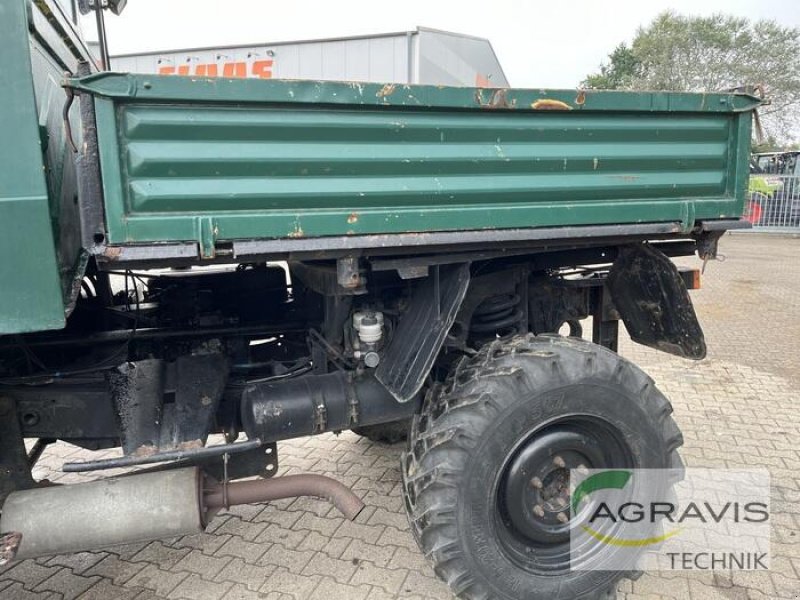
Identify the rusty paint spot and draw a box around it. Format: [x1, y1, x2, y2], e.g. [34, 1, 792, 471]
[531, 99, 573, 111]
[475, 88, 514, 109]
[132, 444, 158, 458]
[347, 212, 359, 224]
[178, 440, 204, 451]
[575, 90, 586, 106]
[103, 246, 122, 259]
[376, 83, 396, 98]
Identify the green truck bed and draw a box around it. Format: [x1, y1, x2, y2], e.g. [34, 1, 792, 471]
[1, 0, 760, 335]
[68, 72, 758, 257]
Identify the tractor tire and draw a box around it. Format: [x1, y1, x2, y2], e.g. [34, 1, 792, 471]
[352, 419, 411, 444]
[402, 334, 683, 600]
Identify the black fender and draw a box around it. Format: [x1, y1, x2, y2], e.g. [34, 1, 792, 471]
[607, 244, 706, 359]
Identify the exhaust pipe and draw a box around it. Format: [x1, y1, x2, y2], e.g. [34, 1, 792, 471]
[0, 467, 363, 561]
[205, 474, 364, 520]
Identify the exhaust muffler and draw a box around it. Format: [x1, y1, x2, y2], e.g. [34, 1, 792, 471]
[0, 467, 363, 561]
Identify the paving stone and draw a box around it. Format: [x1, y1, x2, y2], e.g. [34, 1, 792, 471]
[0, 560, 61, 588]
[398, 570, 450, 598]
[254, 524, 309, 550]
[257, 545, 315, 575]
[214, 557, 274, 591]
[335, 519, 385, 545]
[167, 575, 233, 600]
[225, 503, 267, 522]
[287, 496, 335, 518]
[133, 590, 176, 600]
[350, 562, 408, 595]
[172, 550, 232, 578]
[84, 554, 147, 585]
[215, 517, 267, 543]
[125, 564, 189, 597]
[292, 513, 344, 538]
[215, 537, 269, 563]
[296, 531, 351, 558]
[685, 577, 745, 600]
[44, 552, 106, 575]
[258, 566, 320, 599]
[306, 576, 371, 600]
[367, 508, 409, 531]
[77, 579, 143, 600]
[34, 568, 100, 600]
[301, 553, 358, 583]
[221, 582, 282, 600]
[375, 526, 418, 551]
[0, 582, 58, 600]
[387, 547, 429, 573]
[251, 507, 303, 529]
[632, 574, 691, 600]
[106, 542, 150, 561]
[341, 540, 397, 568]
[360, 490, 405, 513]
[366, 589, 418, 600]
[130, 542, 191, 569]
[175, 532, 233, 555]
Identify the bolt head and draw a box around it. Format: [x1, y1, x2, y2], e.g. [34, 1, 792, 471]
[557, 512, 569, 524]
[530, 476, 543, 489]
[553, 455, 566, 468]
[532, 505, 545, 518]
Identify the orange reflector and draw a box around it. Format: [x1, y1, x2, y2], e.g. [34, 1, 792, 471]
[688, 269, 701, 290]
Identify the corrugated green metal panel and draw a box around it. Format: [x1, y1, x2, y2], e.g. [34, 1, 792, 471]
[73, 73, 757, 245]
[0, 0, 76, 335]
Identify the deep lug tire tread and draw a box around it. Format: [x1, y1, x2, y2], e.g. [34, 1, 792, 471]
[401, 333, 683, 600]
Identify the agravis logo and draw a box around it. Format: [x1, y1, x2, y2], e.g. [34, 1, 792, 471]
[569, 468, 771, 571]
[572, 470, 681, 547]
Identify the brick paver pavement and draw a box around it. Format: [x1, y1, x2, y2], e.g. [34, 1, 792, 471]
[1, 232, 798, 600]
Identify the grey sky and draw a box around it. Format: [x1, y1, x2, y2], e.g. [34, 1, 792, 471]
[85, 0, 799, 89]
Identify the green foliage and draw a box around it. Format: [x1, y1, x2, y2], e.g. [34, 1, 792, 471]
[583, 44, 640, 89]
[583, 11, 800, 143]
[752, 137, 782, 153]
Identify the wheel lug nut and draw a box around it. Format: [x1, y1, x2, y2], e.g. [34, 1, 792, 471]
[530, 477, 543, 489]
[557, 512, 569, 524]
[576, 464, 589, 475]
[553, 456, 566, 468]
[533, 505, 545, 518]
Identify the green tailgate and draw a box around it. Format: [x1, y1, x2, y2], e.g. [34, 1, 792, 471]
[67, 73, 759, 248]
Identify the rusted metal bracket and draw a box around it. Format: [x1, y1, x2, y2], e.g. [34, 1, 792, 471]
[0, 532, 22, 566]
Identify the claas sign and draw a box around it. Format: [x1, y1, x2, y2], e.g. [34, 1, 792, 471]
[158, 59, 273, 79]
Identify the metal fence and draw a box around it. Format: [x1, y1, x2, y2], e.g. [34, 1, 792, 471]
[747, 175, 800, 232]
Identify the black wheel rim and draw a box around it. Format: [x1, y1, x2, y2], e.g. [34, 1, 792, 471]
[493, 415, 634, 574]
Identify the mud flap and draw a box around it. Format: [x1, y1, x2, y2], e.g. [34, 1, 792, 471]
[607, 244, 706, 359]
[376, 263, 471, 402]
